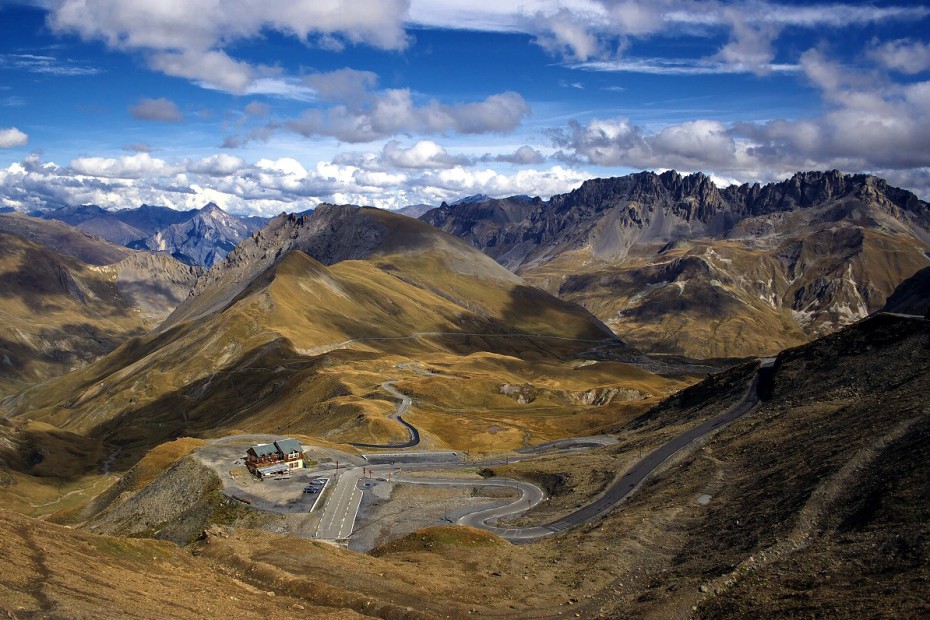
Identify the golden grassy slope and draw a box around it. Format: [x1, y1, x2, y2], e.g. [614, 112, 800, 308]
[3, 245, 656, 465]
[0, 508, 359, 619]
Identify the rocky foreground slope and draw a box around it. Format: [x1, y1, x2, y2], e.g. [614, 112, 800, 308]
[424, 170, 930, 357]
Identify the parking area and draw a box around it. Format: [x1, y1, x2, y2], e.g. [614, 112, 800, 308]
[195, 443, 337, 514]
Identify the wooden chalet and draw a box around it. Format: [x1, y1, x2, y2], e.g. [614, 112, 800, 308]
[246, 438, 305, 478]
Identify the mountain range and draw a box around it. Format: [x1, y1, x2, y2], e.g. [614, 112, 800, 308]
[422, 170, 930, 357]
[3, 204, 650, 465]
[0, 170, 928, 618]
[38, 202, 268, 267]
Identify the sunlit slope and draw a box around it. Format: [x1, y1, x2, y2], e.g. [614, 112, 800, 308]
[4, 210, 622, 459]
[0, 508, 358, 618]
[523, 223, 929, 358]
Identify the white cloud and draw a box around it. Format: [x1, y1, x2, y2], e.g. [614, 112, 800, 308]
[69, 153, 179, 179]
[0, 148, 593, 215]
[575, 57, 798, 75]
[188, 154, 248, 177]
[47, 0, 410, 93]
[382, 140, 470, 168]
[287, 90, 530, 143]
[869, 39, 930, 75]
[0, 127, 28, 148]
[0, 53, 101, 76]
[148, 50, 257, 94]
[531, 8, 606, 61]
[130, 97, 184, 122]
[551, 45, 930, 181]
[412, 1, 930, 76]
[713, 7, 779, 75]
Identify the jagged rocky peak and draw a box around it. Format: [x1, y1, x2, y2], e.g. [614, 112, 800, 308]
[198, 202, 231, 219]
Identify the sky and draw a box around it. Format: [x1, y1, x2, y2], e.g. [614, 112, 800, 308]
[1, 0, 930, 215]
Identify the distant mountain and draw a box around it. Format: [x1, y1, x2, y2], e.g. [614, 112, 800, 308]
[452, 193, 492, 205]
[126, 203, 264, 267]
[39, 203, 268, 266]
[395, 203, 434, 219]
[423, 170, 930, 358]
[38, 204, 194, 245]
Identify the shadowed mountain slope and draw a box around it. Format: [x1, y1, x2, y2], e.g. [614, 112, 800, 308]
[424, 170, 930, 357]
[0, 224, 200, 395]
[882, 265, 930, 316]
[3, 205, 629, 462]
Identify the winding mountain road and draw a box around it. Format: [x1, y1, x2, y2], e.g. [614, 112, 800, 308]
[399, 358, 775, 541]
[349, 381, 420, 449]
[508, 358, 775, 541]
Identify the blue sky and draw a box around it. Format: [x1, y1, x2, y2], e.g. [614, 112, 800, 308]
[1, 0, 929, 215]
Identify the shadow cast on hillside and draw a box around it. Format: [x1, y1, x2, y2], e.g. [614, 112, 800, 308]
[84, 339, 329, 472]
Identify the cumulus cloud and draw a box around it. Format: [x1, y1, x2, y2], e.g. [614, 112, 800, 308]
[147, 50, 257, 93]
[381, 140, 471, 168]
[733, 49, 930, 170]
[188, 154, 248, 177]
[0, 127, 28, 148]
[484, 145, 547, 165]
[869, 39, 930, 74]
[287, 89, 530, 143]
[46, 0, 410, 93]
[130, 97, 184, 122]
[713, 7, 779, 74]
[69, 153, 179, 179]
[0, 148, 594, 215]
[550, 45, 930, 182]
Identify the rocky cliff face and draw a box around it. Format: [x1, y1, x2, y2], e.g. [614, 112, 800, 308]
[423, 171, 930, 357]
[129, 203, 261, 267]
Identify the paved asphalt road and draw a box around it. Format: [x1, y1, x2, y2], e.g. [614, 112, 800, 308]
[204, 359, 776, 544]
[393, 476, 547, 535]
[315, 468, 364, 540]
[501, 358, 777, 541]
[349, 381, 420, 449]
